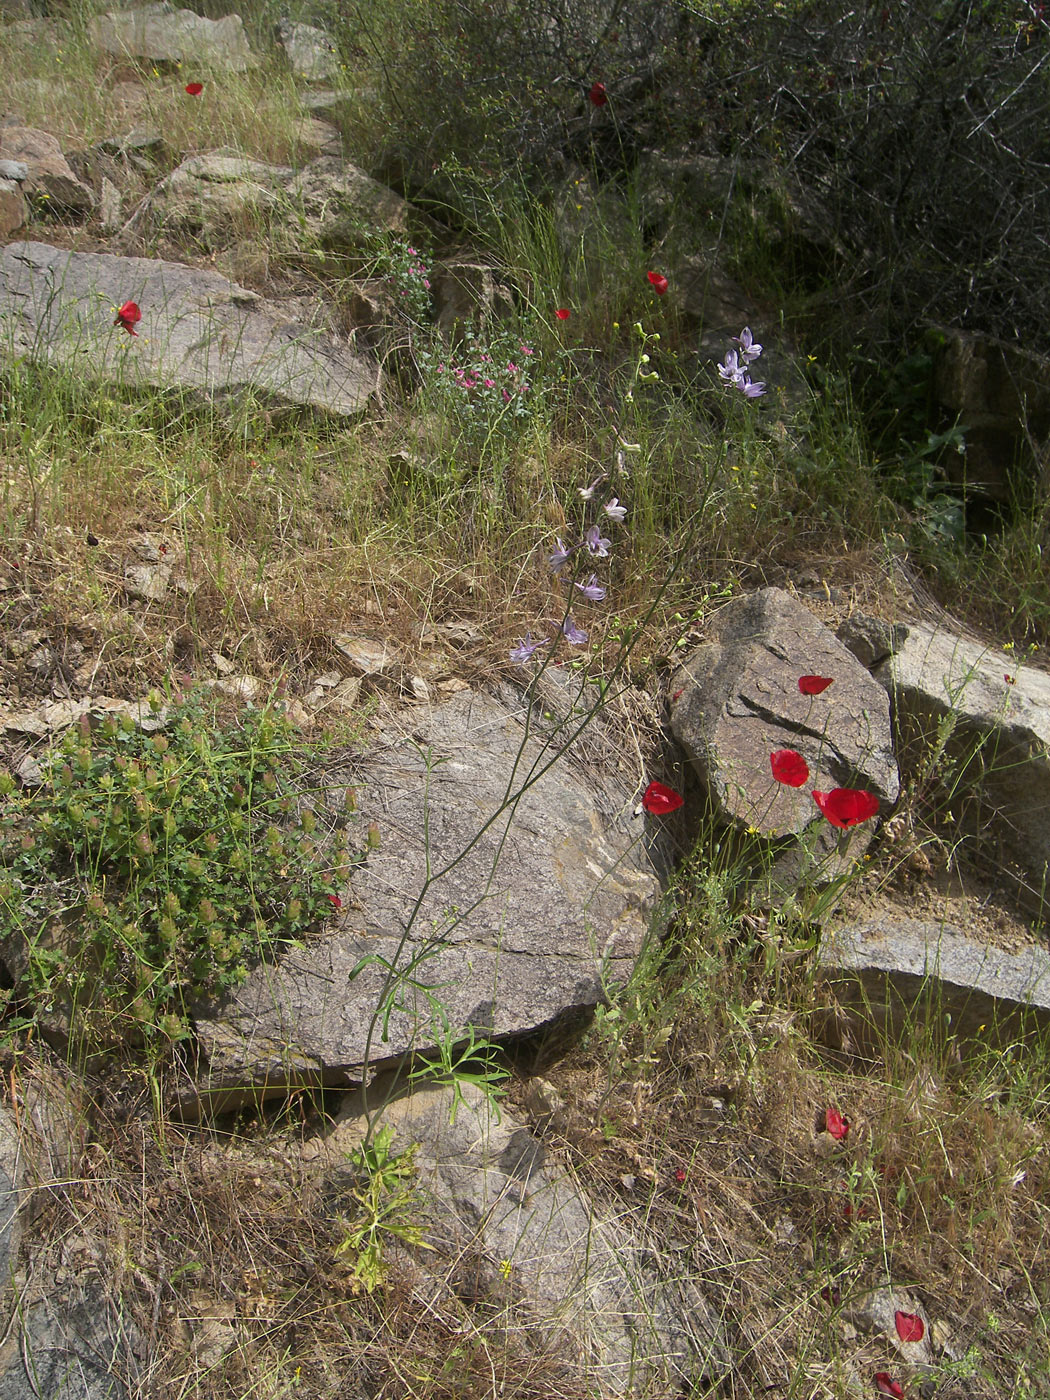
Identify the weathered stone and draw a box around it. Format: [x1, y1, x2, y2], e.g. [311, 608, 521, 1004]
[836, 613, 908, 672]
[670, 589, 898, 885]
[189, 688, 661, 1111]
[0, 179, 27, 240]
[276, 18, 339, 81]
[0, 242, 376, 417]
[143, 152, 293, 247]
[0, 1283, 131, 1400]
[0, 1108, 22, 1288]
[876, 622, 1050, 892]
[287, 156, 412, 245]
[318, 1084, 730, 1395]
[845, 1285, 932, 1366]
[293, 115, 342, 156]
[932, 326, 1050, 500]
[88, 3, 256, 70]
[99, 177, 121, 235]
[818, 916, 1050, 1048]
[432, 260, 515, 342]
[0, 695, 166, 740]
[0, 129, 93, 214]
[333, 635, 398, 675]
[0, 160, 27, 182]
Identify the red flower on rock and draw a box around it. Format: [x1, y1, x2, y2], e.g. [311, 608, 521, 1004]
[799, 674, 834, 695]
[813, 788, 880, 829]
[770, 749, 809, 787]
[327, 894, 343, 910]
[874, 1374, 904, 1398]
[588, 81, 608, 106]
[825, 1107, 850, 1141]
[642, 780, 684, 815]
[113, 300, 141, 335]
[647, 271, 669, 295]
[555, 308, 571, 320]
[894, 1311, 924, 1343]
[185, 81, 204, 95]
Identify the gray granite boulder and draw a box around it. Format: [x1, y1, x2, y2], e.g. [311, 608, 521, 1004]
[0, 1285, 132, 1400]
[88, 3, 256, 70]
[818, 916, 1050, 1049]
[141, 151, 294, 248]
[276, 18, 339, 81]
[876, 621, 1050, 895]
[670, 588, 898, 885]
[189, 688, 661, 1113]
[0, 128, 93, 214]
[316, 1083, 730, 1395]
[0, 241, 375, 416]
[0, 179, 26, 240]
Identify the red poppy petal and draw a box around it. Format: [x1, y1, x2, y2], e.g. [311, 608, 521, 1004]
[770, 748, 810, 787]
[327, 894, 343, 909]
[588, 81, 608, 106]
[799, 674, 834, 695]
[874, 1374, 904, 1398]
[894, 1310, 924, 1343]
[555, 308, 571, 320]
[646, 271, 669, 295]
[642, 780, 684, 815]
[185, 82, 204, 95]
[825, 1107, 850, 1140]
[813, 788, 880, 829]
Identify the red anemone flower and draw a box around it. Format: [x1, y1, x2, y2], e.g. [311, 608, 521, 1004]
[647, 271, 669, 295]
[894, 1311, 924, 1343]
[825, 1107, 850, 1141]
[874, 1375, 904, 1398]
[555, 308, 571, 320]
[799, 674, 834, 695]
[642, 780, 684, 815]
[327, 894, 343, 910]
[113, 300, 141, 335]
[813, 788, 880, 829]
[588, 81, 608, 106]
[185, 81, 204, 95]
[770, 749, 809, 787]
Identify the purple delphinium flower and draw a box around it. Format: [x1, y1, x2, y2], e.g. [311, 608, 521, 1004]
[740, 379, 767, 398]
[574, 573, 607, 601]
[549, 537, 573, 573]
[578, 473, 607, 500]
[584, 524, 611, 557]
[718, 349, 744, 385]
[509, 633, 547, 663]
[732, 327, 763, 362]
[560, 615, 588, 645]
[604, 497, 627, 522]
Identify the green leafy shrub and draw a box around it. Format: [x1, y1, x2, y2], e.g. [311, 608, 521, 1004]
[0, 690, 356, 1057]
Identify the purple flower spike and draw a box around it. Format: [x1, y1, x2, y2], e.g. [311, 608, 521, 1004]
[549, 537, 573, 573]
[584, 524, 612, 557]
[509, 633, 546, 663]
[560, 615, 588, 645]
[732, 327, 763, 362]
[574, 574, 607, 601]
[604, 497, 627, 522]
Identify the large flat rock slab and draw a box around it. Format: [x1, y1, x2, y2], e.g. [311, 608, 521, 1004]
[0, 242, 375, 416]
[88, 3, 256, 70]
[818, 915, 1050, 1048]
[189, 689, 661, 1112]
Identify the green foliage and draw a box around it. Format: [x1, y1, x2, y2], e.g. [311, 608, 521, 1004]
[0, 690, 355, 1056]
[335, 1124, 433, 1293]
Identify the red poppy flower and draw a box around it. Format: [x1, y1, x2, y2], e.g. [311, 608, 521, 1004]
[813, 788, 880, 829]
[673, 1167, 686, 1183]
[770, 749, 809, 787]
[647, 271, 669, 295]
[874, 1375, 904, 1398]
[327, 894, 343, 910]
[799, 674, 834, 695]
[642, 780, 684, 815]
[825, 1107, 850, 1140]
[185, 82, 204, 95]
[113, 300, 141, 335]
[1005, 673, 1016, 685]
[555, 308, 571, 320]
[588, 81, 608, 106]
[894, 1311, 924, 1343]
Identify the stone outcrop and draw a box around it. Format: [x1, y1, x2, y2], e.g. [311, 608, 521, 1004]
[276, 18, 339, 81]
[315, 1083, 731, 1395]
[189, 688, 661, 1112]
[876, 621, 1050, 895]
[88, 3, 256, 70]
[0, 241, 376, 417]
[0, 128, 93, 214]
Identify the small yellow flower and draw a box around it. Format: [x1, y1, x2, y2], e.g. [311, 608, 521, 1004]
[498, 1259, 512, 1280]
